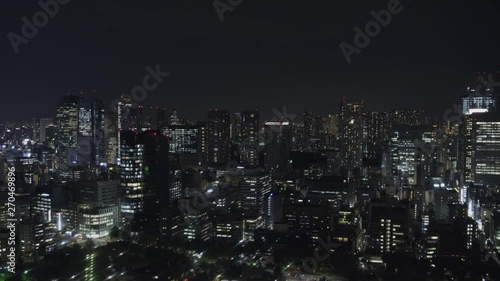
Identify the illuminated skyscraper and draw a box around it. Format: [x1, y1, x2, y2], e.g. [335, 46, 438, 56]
[264, 120, 291, 173]
[120, 131, 146, 228]
[162, 125, 199, 154]
[460, 88, 496, 115]
[389, 127, 420, 186]
[364, 111, 389, 152]
[55, 95, 81, 171]
[77, 100, 105, 166]
[368, 200, 411, 254]
[119, 130, 169, 234]
[471, 112, 500, 186]
[206, 109, 231, 165]
[240, 110, 259, 167]
[339, 98, 364, 173]
[458, 84, 497, 184]
[239, 171, 271, 215]
[55, 95, 81, 149]
[104, 107, 118, 164]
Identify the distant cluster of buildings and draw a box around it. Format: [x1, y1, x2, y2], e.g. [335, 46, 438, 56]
[1, 74, 500, 273]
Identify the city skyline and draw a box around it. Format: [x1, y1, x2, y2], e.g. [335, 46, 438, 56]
[3, 1, 500, 280]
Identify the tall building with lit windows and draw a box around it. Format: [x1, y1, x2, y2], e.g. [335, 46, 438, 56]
[239, 171, 271, 215]
[389, 130, 418, 185]
[459, 84, 498, 185]
[120, 131, 146, 228]
[471, 112, 500, 186]
[119, 130, 169, 233]
[162, 125, 199, 154]
[368, 200, 411, 254]
[55, 95, 106, 169]
[183, 210, 212, 242]
[56, 95, 81, 149]
[364, 111, 389, 154]
[283, 200, 330, 243]
[77, 204, 119, 238]
[460, 91, 496, 115]
[206, 109, 231, 165]
[264, 120, 291, 172]
[240, 110, 259, 167]
[77, 100, 106, 166]
[55, 95, 81, 171]
[387, 126, 434, 186]
[339, 98, 364, 173]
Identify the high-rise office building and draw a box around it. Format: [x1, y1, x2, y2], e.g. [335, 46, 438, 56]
[77, 100, 106, 166]
[77, 204, 119, 238]
[459, 85, 497, 185]
[460, 88, 496, 115]
[471, 112, 500, 186]
[44, 124, 57, 148]
[163, 125, 199, 154]
[119, 131, 146, 228]
[364, 111, 389, 153]
[55, 95, 81, 171]
[433, 186, 459, 223]
[264, 120, 291, 172]
[368, 200, 411, 254]
[155, 106, 167, 129]
[38, 118, 54, 145]
[339, 98, 364, 173]
[104, 107, 118, 164]
[119, 130, 169, 234]
[76, 179, 120, 206]
[239, 171, 271, 215]
[240, 110, 260, 167]
[389, 126, 420, 186]
[283, 200, 330, 243]
[231, 112, 242, 143]
[55, 95, 81, 149]
[303, 111, 314, 140]
[33, 118, 53, 145]
[206, 109, 231, 165]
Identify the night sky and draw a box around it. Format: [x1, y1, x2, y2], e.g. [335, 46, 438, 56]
[1, 0, 500, 121]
